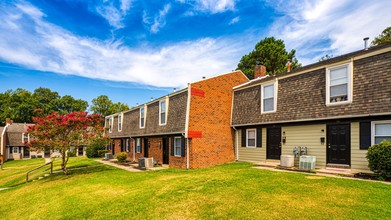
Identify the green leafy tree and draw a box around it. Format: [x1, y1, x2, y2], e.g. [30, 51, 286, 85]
[371, 27, 391, 46]
[90, 95, 129, 116]
[52, 95, 88, 114]
[0, 87, 89, 125]
[237, 37, 301, 79]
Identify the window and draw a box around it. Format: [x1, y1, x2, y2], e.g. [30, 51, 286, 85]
[118, 114, 123, 132]
[140, 107, 145, 128]
[261, 82, 277, 113]
[125, 139, 130, 152]
[159, 100, 167, 125]
[136, 138, 141, 153]
[326, 63, 352, 105]
[12, 147, 19, 154]
[108, 117, 113, 133]
[174, 137, 182, 156]
[23, 133, 29, 143]
[372, 121, 391, 145]
[246, 129, 256, 147]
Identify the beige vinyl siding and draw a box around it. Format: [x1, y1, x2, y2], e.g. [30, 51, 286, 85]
[237, 128, 266, 162]
[282, 124, 326, 168]
[350, 122, 370, 171]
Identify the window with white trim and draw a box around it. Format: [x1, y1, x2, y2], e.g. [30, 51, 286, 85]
[174, 137, 182, 156]
[23, 133, 29, 143]
[159, 100, 167, 125]
[118, 114, 123, 132]
[246, 129, 256, 147]
[372, 121, 391, 145]
[261, 82, 277, 113]
[140, 107, 145, 128]
[326, 63, 352, 105]
[136, 138, 141, 153]
[125, 139, 130, 152]
[108, 117, 113, 133]
[12, 147, 19, 154]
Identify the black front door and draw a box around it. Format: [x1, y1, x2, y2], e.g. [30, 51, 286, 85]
[327, 124, 350, 165]
[78, 147, 84, 156]
[267, 127, 281, 160]
[23, 147, 30, 158]
[162, 137, 169, 164]
[144, 138, 149, 157]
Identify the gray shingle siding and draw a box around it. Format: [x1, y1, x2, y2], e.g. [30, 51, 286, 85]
[108, 90, 187, 137]
[232, 50, 391, 126]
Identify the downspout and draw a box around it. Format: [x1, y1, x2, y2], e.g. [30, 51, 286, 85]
[184, 84, 191, 170]
[232, 126, 238, 161]
[182, 133, 189, 170]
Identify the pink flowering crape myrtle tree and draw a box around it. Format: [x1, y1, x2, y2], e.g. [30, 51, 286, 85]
[27, 112, 105, 174]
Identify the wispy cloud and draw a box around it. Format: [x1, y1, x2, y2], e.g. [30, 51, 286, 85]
[94, 0, 132, 29]
[0, 1, 243, 88]
[143, 4, 171, 33]
[228, 16, 239, 25]
[267, 0, 391, 64]
[180, 0, 236, 14]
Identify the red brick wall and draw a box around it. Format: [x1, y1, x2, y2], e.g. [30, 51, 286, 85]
[188, 71, 248, 168]
[146, 137, 163, 165]
[169, 136, 187, 169]
[113, 139, 122, 156]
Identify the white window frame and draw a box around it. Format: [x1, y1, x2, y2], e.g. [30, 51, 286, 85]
[246, 128, 257, 148]
[261, 81, 277, 114]
[125, 138, 130, 152]
[108, 117, 113, 133]
[159, 99, 168, 126]
[326, 62, 353, 106]
[118, 113, 123, 132]
[371, 120, 391, 145]
[12, 147, 19, 154]
[174, 136, 182, 157]
[22, 133, 30, 143]
[140, 107, 146, 128]
[136, 138, 141, 153]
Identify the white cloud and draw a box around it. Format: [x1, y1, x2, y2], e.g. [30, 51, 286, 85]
[0, 1, 243, 88]
[267, 0, 391, 64]
[228, 16, 239, 25]
[181, 0, 236, 14]
[95, 0, 132, 29]
[143, 4, 172, 33]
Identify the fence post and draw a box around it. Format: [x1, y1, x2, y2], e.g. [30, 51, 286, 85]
[50, 161, 53, 174]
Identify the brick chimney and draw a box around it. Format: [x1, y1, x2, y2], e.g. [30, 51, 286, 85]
[254, 64, 267, 79]
[5, 118, 12, 125]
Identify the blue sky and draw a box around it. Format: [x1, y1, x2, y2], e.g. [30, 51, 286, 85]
[0, 0, 390, 107]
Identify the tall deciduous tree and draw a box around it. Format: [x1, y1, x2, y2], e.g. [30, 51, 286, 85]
[90, 95, 129, 116]
[237, 37, 301, 79]
[371, 27, 391, 46]
[27, 112, 104, 174]
[0, 87, 89, 125]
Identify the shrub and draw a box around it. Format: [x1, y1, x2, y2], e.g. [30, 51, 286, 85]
[67, 151, 76, 157]
[97, 150, 109, 158]
[115, 152, 127, 163]
[367, 140, 391, 180]
[86, 138, 109, 158]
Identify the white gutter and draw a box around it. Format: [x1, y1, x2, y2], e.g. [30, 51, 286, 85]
[184, 83, 191, 138]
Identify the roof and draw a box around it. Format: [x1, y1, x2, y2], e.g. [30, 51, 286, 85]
[234, 42, 391, 90]
[6, 123, 34, 133]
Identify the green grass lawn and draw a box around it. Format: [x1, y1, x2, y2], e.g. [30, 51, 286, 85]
[0, 157, 390, 219]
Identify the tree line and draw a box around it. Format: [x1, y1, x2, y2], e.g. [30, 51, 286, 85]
[0, 87, 129, 125]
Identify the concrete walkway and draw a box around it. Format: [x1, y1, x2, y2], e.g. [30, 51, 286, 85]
[253, 165, 391, 185]
[95, 159, 169, 172]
